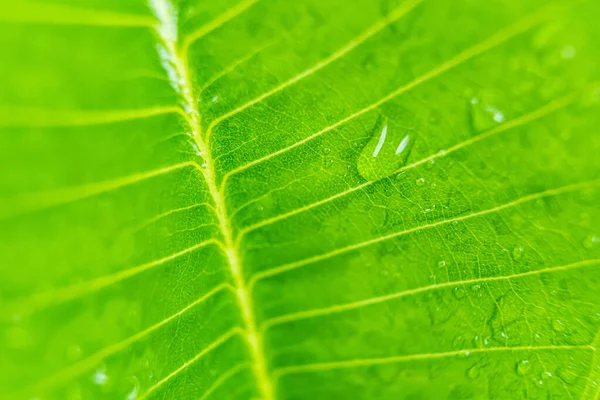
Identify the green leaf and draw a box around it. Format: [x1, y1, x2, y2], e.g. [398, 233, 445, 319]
[1, 0, 600, 399]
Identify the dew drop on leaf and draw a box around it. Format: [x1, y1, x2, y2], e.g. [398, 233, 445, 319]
[437, 260, 446, 268]
[511, 246, 524, 261]
[127, 376, 141, 400]
[415, 177, 425, 186]
[322, 157, 334, 169]
[93, 365, 108, 385]
[466, 364, 480, 379]
[552, 319, 566, 332]
[357, 117, 414, 181]
[469, 95, 505, 132]
[583, 234, 599, 249]
[516, 359, 531, 375]
[452, 286, 466, 299]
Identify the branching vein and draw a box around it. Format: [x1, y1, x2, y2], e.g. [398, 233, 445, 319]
[249, 180, 600, 288]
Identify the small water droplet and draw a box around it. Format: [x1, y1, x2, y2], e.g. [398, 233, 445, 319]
[583, 234, 599, 249]
[190, 142, 202, 156]
[416, 177, 425, 186]
[512, 246, 524, 261]
[438, 260, 446, 268]
[516, 359, 531, 375]
[453, 286, 466, 299]
[322, 147, 331, 155]
[552, 319, 566, 332]
[561, 45, 576, 59]
[322, 158, 334, 169]
[438, 149, 447, 156]
[469, 96, 505, 131]
[212, 95, 219, 102]
[466, 364, 480, 379]
[472, 335, 490, 348]
[93, 366, 108, 385]
[201, 162, 207, 168]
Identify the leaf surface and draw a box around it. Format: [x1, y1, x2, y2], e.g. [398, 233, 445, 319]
[1, 0, 600, 399]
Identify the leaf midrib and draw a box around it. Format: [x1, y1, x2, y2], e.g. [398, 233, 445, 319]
[148, 1, 275, 399]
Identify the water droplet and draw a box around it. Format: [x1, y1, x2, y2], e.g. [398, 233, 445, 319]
[472, 335, 490, 348]
[201, 162, 207, 168]
[415, 177, 425, 186]
[357, 117, 415, 180]
[212, 95, 219, 102]
[516, 359, 531, 375]
[93, 366, 108, 385]
[438, 149, 447, 156]
[395, 135, 410, 155]
[466, 364, 480, 379]
[189, 142, 202, 156]
[561, 45, 576, 59]
[322, 147, 331, 155]
[552, 319, 566, 332]
[583, 234, 599, 249]
[322, 158, 334, 169]
[512, 246, 524, 261]
[453, 286, 466, 299]
[127, 376, 141, 400]
[469, 96, 505, 132]
[437, 260, 446, 268]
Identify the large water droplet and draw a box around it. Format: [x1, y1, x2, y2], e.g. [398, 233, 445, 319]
[357, 118, 415, 181]
[516, 359, 531, 375]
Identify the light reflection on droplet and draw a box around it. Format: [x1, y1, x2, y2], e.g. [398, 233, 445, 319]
[127, 376, 141, 400]
[93, 367, 108, 385]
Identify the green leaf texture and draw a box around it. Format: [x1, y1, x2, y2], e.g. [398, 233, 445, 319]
[1, 0, 600, 399]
